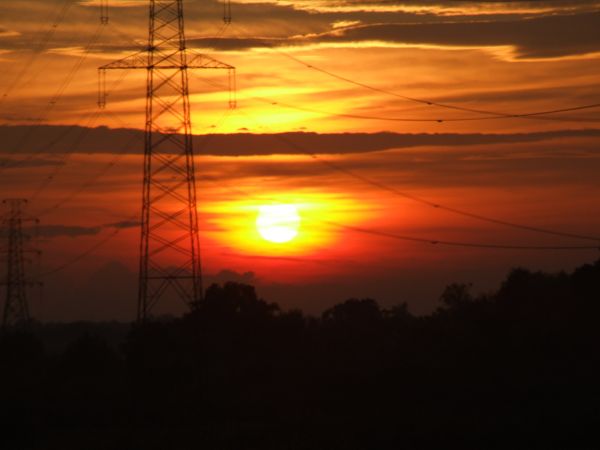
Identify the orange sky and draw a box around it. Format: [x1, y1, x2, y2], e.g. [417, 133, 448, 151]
[1, 0, 599, 320]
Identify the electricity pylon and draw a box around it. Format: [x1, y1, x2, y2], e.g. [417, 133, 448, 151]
[100, 0, 108, 25]
[223, 0, 232, 24]
[1, 199, 39, 330]
[98, 0, 235, 322]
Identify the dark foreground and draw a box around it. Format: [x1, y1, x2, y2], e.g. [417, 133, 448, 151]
[2, 260, 600, 449]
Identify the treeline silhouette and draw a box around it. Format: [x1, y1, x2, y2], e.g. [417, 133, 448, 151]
[1, 260, 599, 449]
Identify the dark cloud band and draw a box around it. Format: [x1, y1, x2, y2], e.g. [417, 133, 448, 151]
[189, 11, 600, 59]
[1, 125, 599, 156]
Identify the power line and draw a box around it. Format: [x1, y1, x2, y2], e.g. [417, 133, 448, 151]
[34, 106, 233, 218]
[272, 130, 600, 243]
[23, 8, 600, 278]
[29, 71, 133, 203]
[0, 118, 93, 171]
[33, 137, 135, 217]
[0, 21, 107, 176]
[197, 174, 600, 251]
[278, 51, 600, 122]
[39, 109, 233, 277]
[0, 0, 74, 106]
[187, 71, 600, 242]
[188, 68, 599, 126]
[29, 111, 104, 202]
[34, 126, 138, 216]
[40, 224, 125, 277]
[239, 93, 600, 124]
[44, 162, 598, 280]
[38, 111, 598, 280]
[321, 221, 599, 251]
[221, 26, 600, 122]
[226, 104, 600, 243]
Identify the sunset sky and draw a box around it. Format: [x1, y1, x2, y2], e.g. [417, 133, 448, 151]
[1, 0, 599, 320]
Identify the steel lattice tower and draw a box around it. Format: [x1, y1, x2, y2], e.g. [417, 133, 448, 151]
[100, 0, 109, 25]
[1, 199, 38, 330]
[99, 1, 235, 322]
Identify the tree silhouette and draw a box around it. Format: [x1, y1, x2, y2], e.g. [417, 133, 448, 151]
[1, 259, 599, 449]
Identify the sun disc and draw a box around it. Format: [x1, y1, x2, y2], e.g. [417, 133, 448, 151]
[256, 204, 300, 243]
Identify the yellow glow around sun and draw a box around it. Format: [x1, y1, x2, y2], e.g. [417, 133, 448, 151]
[203, 182, 373, 257]
[256, 204, 300, 243]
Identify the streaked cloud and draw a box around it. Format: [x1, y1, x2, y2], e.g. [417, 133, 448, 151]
[182, 11, 600, 60]
[230, 0, 600, 15]
[2, 1, 599, 60]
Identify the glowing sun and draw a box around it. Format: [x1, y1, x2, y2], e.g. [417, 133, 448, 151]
[256, 204, 301, 243]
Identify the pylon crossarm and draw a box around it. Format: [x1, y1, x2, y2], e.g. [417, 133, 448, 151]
[188, 57, 237, 109]
[98, 51, 147, 109]
[99, 49, 232, 72]
[187, 52, 234, 69]
[100, 51, 148, 71]
[151, 65, 180, 86]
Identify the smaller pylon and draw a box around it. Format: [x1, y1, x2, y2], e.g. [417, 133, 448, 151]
[223, 0, 232, 24]
[100, 0, 109, 25]
[1, 199, 40, 330]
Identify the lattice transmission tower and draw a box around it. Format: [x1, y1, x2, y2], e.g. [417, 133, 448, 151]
[100, 0, 109, 25]
[1, 199, 40, 330]
[99, 1, 235, 322]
